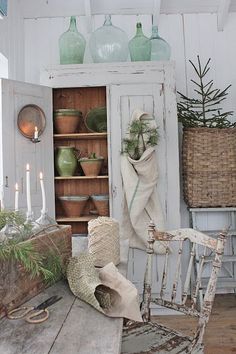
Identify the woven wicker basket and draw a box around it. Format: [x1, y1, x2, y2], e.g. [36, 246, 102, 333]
[88, 217, 120, 267]
[182, 127, 236, 207]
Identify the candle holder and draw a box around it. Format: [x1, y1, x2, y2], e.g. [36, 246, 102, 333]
[31, 137, 41, 144]
[36, 210, 57, 227]
[25, 211, 41, 232]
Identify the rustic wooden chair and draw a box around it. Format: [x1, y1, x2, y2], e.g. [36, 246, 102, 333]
[122, 221, 226, 354]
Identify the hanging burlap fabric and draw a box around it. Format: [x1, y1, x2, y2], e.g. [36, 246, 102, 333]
[121, 109, 167, 254]
[67, 253, 142, 322]
[88, 217, 120, 267]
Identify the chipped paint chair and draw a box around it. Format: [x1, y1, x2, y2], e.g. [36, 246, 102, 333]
[122, 221, 226, 354]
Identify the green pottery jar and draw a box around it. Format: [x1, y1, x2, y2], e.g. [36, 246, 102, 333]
[55, 146, 78, 176]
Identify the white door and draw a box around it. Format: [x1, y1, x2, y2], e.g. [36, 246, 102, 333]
[0, 79, 54, 218]
[108, 82, 180, 293]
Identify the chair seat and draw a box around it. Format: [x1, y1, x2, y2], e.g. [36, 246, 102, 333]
[122, 322, 204, 354]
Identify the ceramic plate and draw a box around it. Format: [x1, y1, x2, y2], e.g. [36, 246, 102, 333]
[17, 104, 46, 138]
[85, 107, 107, 132]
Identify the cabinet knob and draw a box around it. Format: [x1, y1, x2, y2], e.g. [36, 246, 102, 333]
[5, 176, 8, 188]
[112, 186, 117, 198]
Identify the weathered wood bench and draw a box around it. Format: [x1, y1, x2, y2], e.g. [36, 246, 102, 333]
[0, 239, 129, 354]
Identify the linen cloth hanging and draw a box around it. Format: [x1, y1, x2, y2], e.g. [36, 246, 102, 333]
[121, 109, 166, 254]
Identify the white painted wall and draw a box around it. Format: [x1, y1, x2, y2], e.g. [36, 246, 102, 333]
[0, 0, 24, 81]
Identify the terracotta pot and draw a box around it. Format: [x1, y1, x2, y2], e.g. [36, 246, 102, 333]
[91, 194, 109, 216]
[55, 146, 78, 176]
[79, 158, 104, 176]
[58, 195, 89, 217]
[54, 109, 82, 134]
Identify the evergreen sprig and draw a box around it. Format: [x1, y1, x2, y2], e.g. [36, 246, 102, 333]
[178, 56, 235, 128]
[0, 239, 56, 282]
[0, 210, 64, 284]
[122, 120, 159, 160]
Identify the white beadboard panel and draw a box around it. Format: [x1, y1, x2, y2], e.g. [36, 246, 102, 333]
[158, 14, 186, 95]
[183, 13, 236, 122]
[0, 0, 24, 81]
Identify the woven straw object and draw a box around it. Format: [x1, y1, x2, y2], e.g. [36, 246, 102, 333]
[88, 217, 120, 267]
[182, 127, 236, 207]
[67, 254, 111, 313]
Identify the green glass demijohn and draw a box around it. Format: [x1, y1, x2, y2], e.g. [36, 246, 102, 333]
[150, 26, 171, 61]
[55, 146, 77, 176]
[59, 16, 86, 64]
[89, 14, 129, 63]
[129, 22, 151, 62]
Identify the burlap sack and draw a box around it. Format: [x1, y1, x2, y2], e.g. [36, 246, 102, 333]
[88, 217, 120, 267]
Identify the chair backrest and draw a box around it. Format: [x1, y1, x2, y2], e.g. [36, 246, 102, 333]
[141, 221, 226, 347]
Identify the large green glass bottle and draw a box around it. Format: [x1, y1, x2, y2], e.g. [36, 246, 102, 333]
[59, 16, 86, 64]
[128, 22, 151, 62]
[89, 15, 129, 63]
[150, 26, 171, 61]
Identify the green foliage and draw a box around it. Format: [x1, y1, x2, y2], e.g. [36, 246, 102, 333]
[0, 239, 56, 282]
[178, 56, 235, 128]
[122, 119, 159, 160]
[0, 210, 64, 284]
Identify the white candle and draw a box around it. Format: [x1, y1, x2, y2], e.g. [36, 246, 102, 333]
[34, 126, 38, 139]
[39, 172, 46, 213]
[26, 164, 32, 213]
[15, 183, 19, 211]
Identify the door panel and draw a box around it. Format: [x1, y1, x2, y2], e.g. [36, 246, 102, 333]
[0, 79, 54, 218]
[108, 83, 180, 294]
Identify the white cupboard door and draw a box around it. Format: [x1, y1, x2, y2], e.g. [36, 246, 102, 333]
[0, 79, 54, 218]
[109, 83, 180, 230]
[108, 83, 180, 294]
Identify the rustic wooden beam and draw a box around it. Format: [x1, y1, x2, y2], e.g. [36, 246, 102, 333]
[217, 0, 231, 31]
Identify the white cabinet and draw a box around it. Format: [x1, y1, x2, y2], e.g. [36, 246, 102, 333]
[41, 61, 181, 293]
[0, 79, 55, 217]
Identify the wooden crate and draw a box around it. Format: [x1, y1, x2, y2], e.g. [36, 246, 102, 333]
[0, 225, 72, 318]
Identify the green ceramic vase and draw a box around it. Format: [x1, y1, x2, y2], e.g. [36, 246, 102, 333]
[55, 146, 77, 176]
[129, 22, 151, 62]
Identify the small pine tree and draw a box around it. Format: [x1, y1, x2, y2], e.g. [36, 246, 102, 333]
[177, 56, 235, 128]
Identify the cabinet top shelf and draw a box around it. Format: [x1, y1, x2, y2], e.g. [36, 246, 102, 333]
[53, 132, 107, 140]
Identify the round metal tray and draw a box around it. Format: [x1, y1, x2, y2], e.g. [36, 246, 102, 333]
[17, 104, 46, 138]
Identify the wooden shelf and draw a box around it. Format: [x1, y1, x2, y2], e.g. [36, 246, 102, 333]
[53, 132, 107, 140]
[55, 175, 108, 180]
[56, 216, 97, 222]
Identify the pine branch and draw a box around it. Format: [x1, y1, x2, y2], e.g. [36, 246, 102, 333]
[177, 56, 234, 128]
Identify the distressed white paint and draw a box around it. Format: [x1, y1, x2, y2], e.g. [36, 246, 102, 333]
[0, 79, 54, 218]
[217, 0, 231, 31]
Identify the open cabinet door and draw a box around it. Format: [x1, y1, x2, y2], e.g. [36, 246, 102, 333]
[0, 79, 54, 218]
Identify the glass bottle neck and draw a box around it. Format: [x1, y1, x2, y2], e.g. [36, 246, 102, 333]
[136, 23, 144, 36]
[151, 26, 160, 39]
[69, 16, 78, 32]
[104, 14, 112, 26]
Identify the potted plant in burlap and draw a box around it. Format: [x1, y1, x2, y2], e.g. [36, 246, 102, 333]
[178, 56, 236, 207]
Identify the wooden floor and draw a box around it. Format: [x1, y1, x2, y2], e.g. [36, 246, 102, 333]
[152, 294, 236, 354]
